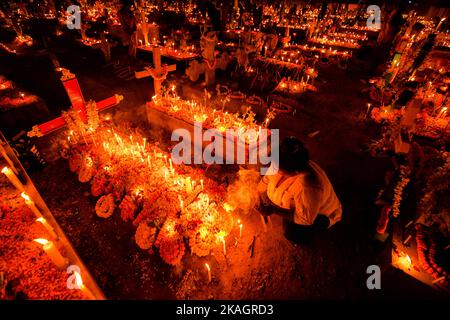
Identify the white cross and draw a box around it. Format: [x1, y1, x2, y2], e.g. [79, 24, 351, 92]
[135, 45, 176, 96]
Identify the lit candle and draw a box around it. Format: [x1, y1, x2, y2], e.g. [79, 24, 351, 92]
[2, 166, 24, 191]
[366, 103, 371, 118]
[403, 235, 412, 245]
[36, 217, 58, 239]
[34, 238, 68, 269]
[147, 155, 151, 167]
[205, 263, 211, 283]
[73, 270, 96, 300]
[179, 195, 184, 212]
[239, 224, 243, 238]
[200, 179, 204, 191]
[143, 138, 147, 150]
[221, 237, 226, 256]
[185, 177, 192, 193]
[169, 158, 173, 171]
[432, 276, 446, 284]
[21, 192, 43, 219]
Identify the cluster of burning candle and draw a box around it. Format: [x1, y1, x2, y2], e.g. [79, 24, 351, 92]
[309, 36, 361, 49]
[276, 77, 308, 94]
[329, 31, 368, 42]
[139, 43, 199, 59]
[271, 52, 303, 67]
[262, 5, 318, 28]
[435, 32, 450, 49]
[1, 164, 96, 298]
[64, 120, 247, 277]
[287, 44, 350, 58]
[81, 38, 102, 46]
[340, 24, 381, 32]
[152, 89, 266, 135]
[164, 46, 198, 59]
[15, 34, 34, 47]
[1, 166, 61, 261]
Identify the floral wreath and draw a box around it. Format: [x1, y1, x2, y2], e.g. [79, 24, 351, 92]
[204, 58, 217, 70]
[145, 64, 168, 81]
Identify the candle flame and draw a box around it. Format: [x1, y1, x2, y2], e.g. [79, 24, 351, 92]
[1, 166, 9, 174]
[205, 263, 211, 272]
[36, 217, 46, 223]
[74, 271, 83, 289]
[396, 253, 412, 269]
[34, 238, 49, 246]
[222, 203, 234, 212]
[21, 192, 31, 201]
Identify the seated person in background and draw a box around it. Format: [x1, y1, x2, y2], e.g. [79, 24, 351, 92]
[257, 137, 342, 243]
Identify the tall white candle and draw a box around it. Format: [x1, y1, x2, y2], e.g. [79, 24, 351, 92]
[221, 237, 226, 256]
[36, 217, 58, 240]
[21, 192, 43, 219]
[34, 238, 68, 269]
[2, 166, 24, 191]
[205, 263, 211, 283]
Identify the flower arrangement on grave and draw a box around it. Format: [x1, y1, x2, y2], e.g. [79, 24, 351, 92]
[59, 107, 241, 266]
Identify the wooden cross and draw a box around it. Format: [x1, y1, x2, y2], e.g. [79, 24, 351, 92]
[28, 68, 123, 137]
[135, 45, 176, 96]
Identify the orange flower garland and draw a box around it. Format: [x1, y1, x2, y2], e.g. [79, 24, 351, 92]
[157, 234, 186, 266]
[135, 222, 157, 250]
[95, 194, 116, 218]
[119, 195, 137, 222]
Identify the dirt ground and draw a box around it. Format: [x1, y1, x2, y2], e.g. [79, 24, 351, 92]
[27, 46, 447, 299]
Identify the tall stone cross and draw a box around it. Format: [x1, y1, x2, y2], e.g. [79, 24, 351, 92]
[135, 45, 176, 96]
[28, 68, 123, 137]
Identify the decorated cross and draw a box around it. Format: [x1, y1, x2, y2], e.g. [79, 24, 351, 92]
[201, 30, 218, 87]
[135, 45, 176, 96]
[186, 31, 231, 87]
[28, 68, 123, 137]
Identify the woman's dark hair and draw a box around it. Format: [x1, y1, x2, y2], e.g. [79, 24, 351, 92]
[278, 137, 310, 173]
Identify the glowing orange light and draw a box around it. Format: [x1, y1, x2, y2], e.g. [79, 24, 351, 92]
[34, 238, 49, 246]
[21, 192, 31, 202]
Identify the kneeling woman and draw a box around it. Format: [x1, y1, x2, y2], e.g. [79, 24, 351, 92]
[257, 137, 342, 243]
